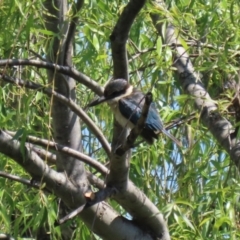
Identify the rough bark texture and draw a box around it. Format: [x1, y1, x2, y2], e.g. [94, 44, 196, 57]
[0, 130, 156, 239]
[151, 1, 240, 171]
[43, 0, 87, 185]
[43, 1, 88, 239]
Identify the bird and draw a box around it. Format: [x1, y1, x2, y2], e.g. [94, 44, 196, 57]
[87, 79, 181, 147]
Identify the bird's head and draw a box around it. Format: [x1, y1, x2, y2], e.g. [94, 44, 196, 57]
[88, 79, 133, 107]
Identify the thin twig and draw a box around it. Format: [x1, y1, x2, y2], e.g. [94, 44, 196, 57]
[56, 204, 85, 225]
[26, 143, 57, 164]
[165, 112, 197, 129]
[0, 170, 40, 189]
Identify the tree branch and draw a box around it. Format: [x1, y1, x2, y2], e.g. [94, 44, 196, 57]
[109, 0, 147, 188]
[0, 170, 40, 189]
[151, 2, 240, 169]
[86, 171, 105, 189]
[6, 130, 108, 175]
[0, 59, 103, 95]
[58, 187, 118, 225]
[110, 0, 146, 80]
[64, 0, 84, 65]
[104, 92, 171, 238]
[0, 130, 154, 240]
[105, 1, 171, 238]
[1, 73, 170, 238]
[113, 180, 171, 240]
[0, 130, 85, 206]
[26, 143, 57, 164]
[1, 74, 111, 159]
[3, 126, 170, 239]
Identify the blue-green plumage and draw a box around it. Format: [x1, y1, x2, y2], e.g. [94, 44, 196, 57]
[88, 79, 181, 146]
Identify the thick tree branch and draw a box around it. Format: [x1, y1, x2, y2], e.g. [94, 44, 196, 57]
[43, 8, 88, 233]
[151, 2, 240, 168]
[0, 59, 103, 96]
[109, 0, 147, 169]
[6, 130, 108, 175]
[109, 0, 147, 188]
[106, 1, 171, 239]
[113, 181, 171, 240]
[110, 0, 146, 80]
[0, 130, 86, 206]
[0, 130, 154, 240]
[3, 118, 169, 239]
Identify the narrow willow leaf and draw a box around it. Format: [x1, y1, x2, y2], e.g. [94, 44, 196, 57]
[156, 37, 162, 57]
[93, 34, 100, 52]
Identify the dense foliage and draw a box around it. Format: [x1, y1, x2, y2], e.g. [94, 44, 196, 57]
[0, 0, 240, 239]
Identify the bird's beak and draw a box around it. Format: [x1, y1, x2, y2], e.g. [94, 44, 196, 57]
[87, 96, 108, 107]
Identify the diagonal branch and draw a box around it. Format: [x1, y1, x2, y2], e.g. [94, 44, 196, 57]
[1, 73, 111, 158]
[6, 130, 108, 175]
[0, 170, 40, 189]
[27, 144, 57, 164]
[151, 1, 240, 168]
[0, 130, 154, 240]
[0, 59, 103, 95]
[0, 130, 85, 206]
[58, 187, 118, 225]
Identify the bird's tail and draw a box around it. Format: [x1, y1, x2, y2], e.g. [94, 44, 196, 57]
[157, 129, 182, 148]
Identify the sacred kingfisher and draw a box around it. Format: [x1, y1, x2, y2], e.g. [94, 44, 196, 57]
[88, 79, 181, 147]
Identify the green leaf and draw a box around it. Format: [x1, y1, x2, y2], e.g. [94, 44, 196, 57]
[33, 28, 56, 36]
[93, 34, 100, 52]
[12, 128, 24, 140]
[156, 37, 162, 57]
[35, 91, 43, 103]
[214, 216, 231, 229]
[182, 215, 195, 231]
[174, 199, 194, 208]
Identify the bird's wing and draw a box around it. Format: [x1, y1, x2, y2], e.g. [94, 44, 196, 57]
[147, 102, 164, 131]
[119, 98, 164, 131]
[118, 98, 141, 125]
[119, 98, 182, 147]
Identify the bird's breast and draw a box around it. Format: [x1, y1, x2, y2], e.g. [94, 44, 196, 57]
[108, 101, 135, 129]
